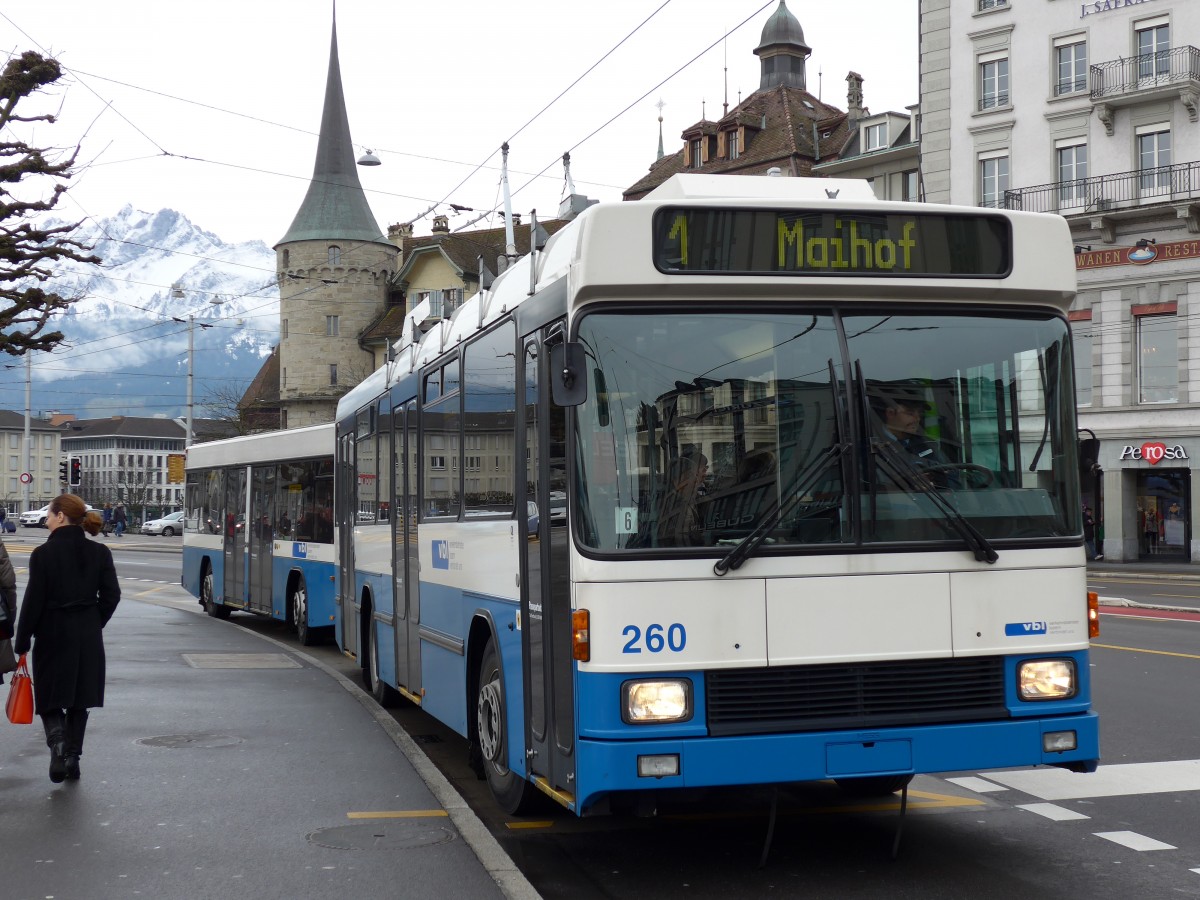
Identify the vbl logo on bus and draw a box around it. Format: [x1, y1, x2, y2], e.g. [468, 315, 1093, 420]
[432, 540, 450, 570]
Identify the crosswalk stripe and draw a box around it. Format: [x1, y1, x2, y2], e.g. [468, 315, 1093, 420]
[1017, 803, 1089, 821]
[982, 759, 1200, 800]
[1094, 831, 1175, 851]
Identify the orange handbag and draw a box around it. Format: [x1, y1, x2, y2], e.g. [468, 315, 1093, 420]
[5, 654, 32, 724]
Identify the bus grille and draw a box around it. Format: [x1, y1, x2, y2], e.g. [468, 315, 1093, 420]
[705, 656, 1009, 736]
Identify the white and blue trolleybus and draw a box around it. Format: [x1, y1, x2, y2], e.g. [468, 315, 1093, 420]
[183, 423, 336, 644]
[334, 174, 1100, 816]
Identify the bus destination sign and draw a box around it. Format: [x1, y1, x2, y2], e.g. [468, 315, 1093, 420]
[653, 208, 1011, 277]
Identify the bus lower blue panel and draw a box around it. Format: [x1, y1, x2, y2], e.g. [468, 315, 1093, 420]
[574, 712, 1099, 811]
[183, 549, 222, 602]
[376, 621, 398, 688]
[421, 643, 468, 737]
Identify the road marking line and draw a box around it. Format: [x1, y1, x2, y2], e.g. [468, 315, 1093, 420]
[1017, 803, 1089, 821]
[1094, 831, 1175, 851]
[505, 821, 555, 830]
[346, 810, 449, 819]
[1150, 592, 1200, 598]
[945, 776, 1007, 793]
[984, 759, 1200, 800]
[1092, 642, 1200, 660]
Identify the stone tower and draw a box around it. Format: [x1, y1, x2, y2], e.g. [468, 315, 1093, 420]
[273, 12, 396, 428]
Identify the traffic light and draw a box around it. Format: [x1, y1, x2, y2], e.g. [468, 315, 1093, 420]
[69, 456, 82, 487]
[58, 459, 68, 483]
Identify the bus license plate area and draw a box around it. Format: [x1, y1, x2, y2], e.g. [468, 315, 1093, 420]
[826, 739, 912, 775]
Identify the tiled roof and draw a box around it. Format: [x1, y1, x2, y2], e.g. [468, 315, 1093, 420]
[623, 84, 848, 200]
[0, 410, 57, 431]
[397, 220, 570, 283]
[240, 345, 280, 407]
[59, 416, 186, 439]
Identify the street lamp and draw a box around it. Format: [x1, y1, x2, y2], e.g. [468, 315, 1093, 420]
[171, 284, 223, 447]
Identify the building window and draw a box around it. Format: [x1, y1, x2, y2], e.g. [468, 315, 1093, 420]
[1136, 124, 1171, 197]
[281, 319, 288, 339]
[326, 315, 339, 336]
[328, 245, 341, 266]
[329, 364, 338, 386]
[689, 139, 703, 169]
[1054, 39, 1087, 95]
[979, 153, 1010, 208]
[864, 122, 887, 151]
[727, 130, 739, 159]
[282, 368, 286, 388]
[1137, 313, 1177, 403]
[979, 0, 1007, 8]
[979, 55, 1009, 110]
[902, 169, 919, 201]
[1136, 19, 1170, 81]
[1056, 141, 1088, 208]
[1073, 324, 1092, 407]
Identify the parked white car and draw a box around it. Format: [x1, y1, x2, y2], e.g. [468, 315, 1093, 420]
[19, 505, 51, 527]
[141, 510, 185, 536]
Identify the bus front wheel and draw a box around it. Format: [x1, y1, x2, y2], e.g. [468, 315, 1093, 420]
[475, 641, 536, 815]
[368, 618, 401, 707]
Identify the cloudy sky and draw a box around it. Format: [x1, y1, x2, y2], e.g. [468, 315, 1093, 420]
[2, 0, 918, 246]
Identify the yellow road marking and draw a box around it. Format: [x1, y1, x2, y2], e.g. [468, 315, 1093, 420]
[505, 820, 556, 830]
[1149, 592, 1200, 599]
[1092, 642, 1200, 661]
[346, 810, 448, 819]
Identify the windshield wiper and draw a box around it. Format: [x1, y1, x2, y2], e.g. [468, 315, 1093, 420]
[714, 442, 849, 576]
[872, 438, 999, 564]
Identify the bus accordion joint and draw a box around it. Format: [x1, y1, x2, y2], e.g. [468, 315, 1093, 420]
[1087, 591, 1100, 638]
[572, 609, 590, 661]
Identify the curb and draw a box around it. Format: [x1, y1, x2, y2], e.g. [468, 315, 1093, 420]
[136, 593, 541, 900]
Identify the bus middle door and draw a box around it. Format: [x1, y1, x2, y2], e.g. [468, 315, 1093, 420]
[247, 464, 275, 615]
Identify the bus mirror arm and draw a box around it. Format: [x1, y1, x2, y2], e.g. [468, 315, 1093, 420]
[550, 342, 588, 407]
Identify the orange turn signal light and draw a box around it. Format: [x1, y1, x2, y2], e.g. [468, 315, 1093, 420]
[572, 609, 590, 661]
[1087, 591, 1100, 638]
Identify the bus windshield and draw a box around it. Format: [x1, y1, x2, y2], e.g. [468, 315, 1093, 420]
[573, 308, 1080, 554]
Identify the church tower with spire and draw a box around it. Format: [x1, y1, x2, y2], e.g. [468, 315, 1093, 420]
[273, 12, 396, 428]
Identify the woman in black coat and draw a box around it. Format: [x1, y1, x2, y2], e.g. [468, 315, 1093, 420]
[13, 494, 120, 783]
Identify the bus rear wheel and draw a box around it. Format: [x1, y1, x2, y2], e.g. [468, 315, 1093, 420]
[368, 618, 401, 707]
[475, 641, 536, 815]
[202, 569, 231, 620]
[833, 774, 913, 797]
[290, 577, 314, 646]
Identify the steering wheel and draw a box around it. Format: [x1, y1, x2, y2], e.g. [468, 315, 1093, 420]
[925, 462, 995, 488]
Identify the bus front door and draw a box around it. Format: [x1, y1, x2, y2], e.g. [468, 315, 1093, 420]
[247, 464, 275, 615]
[223, 466, 248, 607]
[337, 432, 359, 655]
[521, 331, 576, 803]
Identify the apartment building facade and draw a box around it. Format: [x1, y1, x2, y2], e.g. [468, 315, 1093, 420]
[920, 0, 1200, 562]
[0, 411, 63, 513]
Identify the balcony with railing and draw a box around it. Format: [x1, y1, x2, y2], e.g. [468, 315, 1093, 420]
[1002, 160, 1200, 218]
[1090, 46, 1200, 132]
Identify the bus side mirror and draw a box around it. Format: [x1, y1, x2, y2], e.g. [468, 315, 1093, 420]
[550, 341, 587, 407]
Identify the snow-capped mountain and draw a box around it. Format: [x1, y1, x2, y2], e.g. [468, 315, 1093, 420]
[5, 207, 280, 420]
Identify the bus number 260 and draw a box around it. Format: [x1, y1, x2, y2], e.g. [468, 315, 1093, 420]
[622, 623, 687, 653]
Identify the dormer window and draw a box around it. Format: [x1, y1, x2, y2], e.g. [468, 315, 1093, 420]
[864, 122, 888, 151]
[728, 130, 740, 160]
[690, 139, 703, 169]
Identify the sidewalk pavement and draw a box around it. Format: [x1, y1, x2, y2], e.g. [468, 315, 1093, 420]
[1087, 558, 1200, 582]
[0, 596, 539, 900]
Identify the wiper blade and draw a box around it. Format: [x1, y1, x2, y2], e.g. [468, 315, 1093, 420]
[872, 438, 999, 564]
[714, 442, 848, 576]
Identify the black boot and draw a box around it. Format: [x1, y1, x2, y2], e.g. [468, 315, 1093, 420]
[41, 711, 67, 784]
[64, 708, 88, 780]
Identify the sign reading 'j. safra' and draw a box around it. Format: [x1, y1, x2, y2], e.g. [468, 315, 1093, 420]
[1120, 442, 1188, 465]
[1080, 0, 1157, 18]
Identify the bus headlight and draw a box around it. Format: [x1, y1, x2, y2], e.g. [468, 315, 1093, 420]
[1018, 659, 1076, 700]
[622, 679, 692, 724]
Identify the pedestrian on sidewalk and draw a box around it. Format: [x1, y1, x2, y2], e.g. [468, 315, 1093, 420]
[1083, 505, 1101, 560]
[0, 538, 16, 685]
[101, 503, 113, 538]
[113, 503, 127, 538]
[13, 494, 121, 783]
